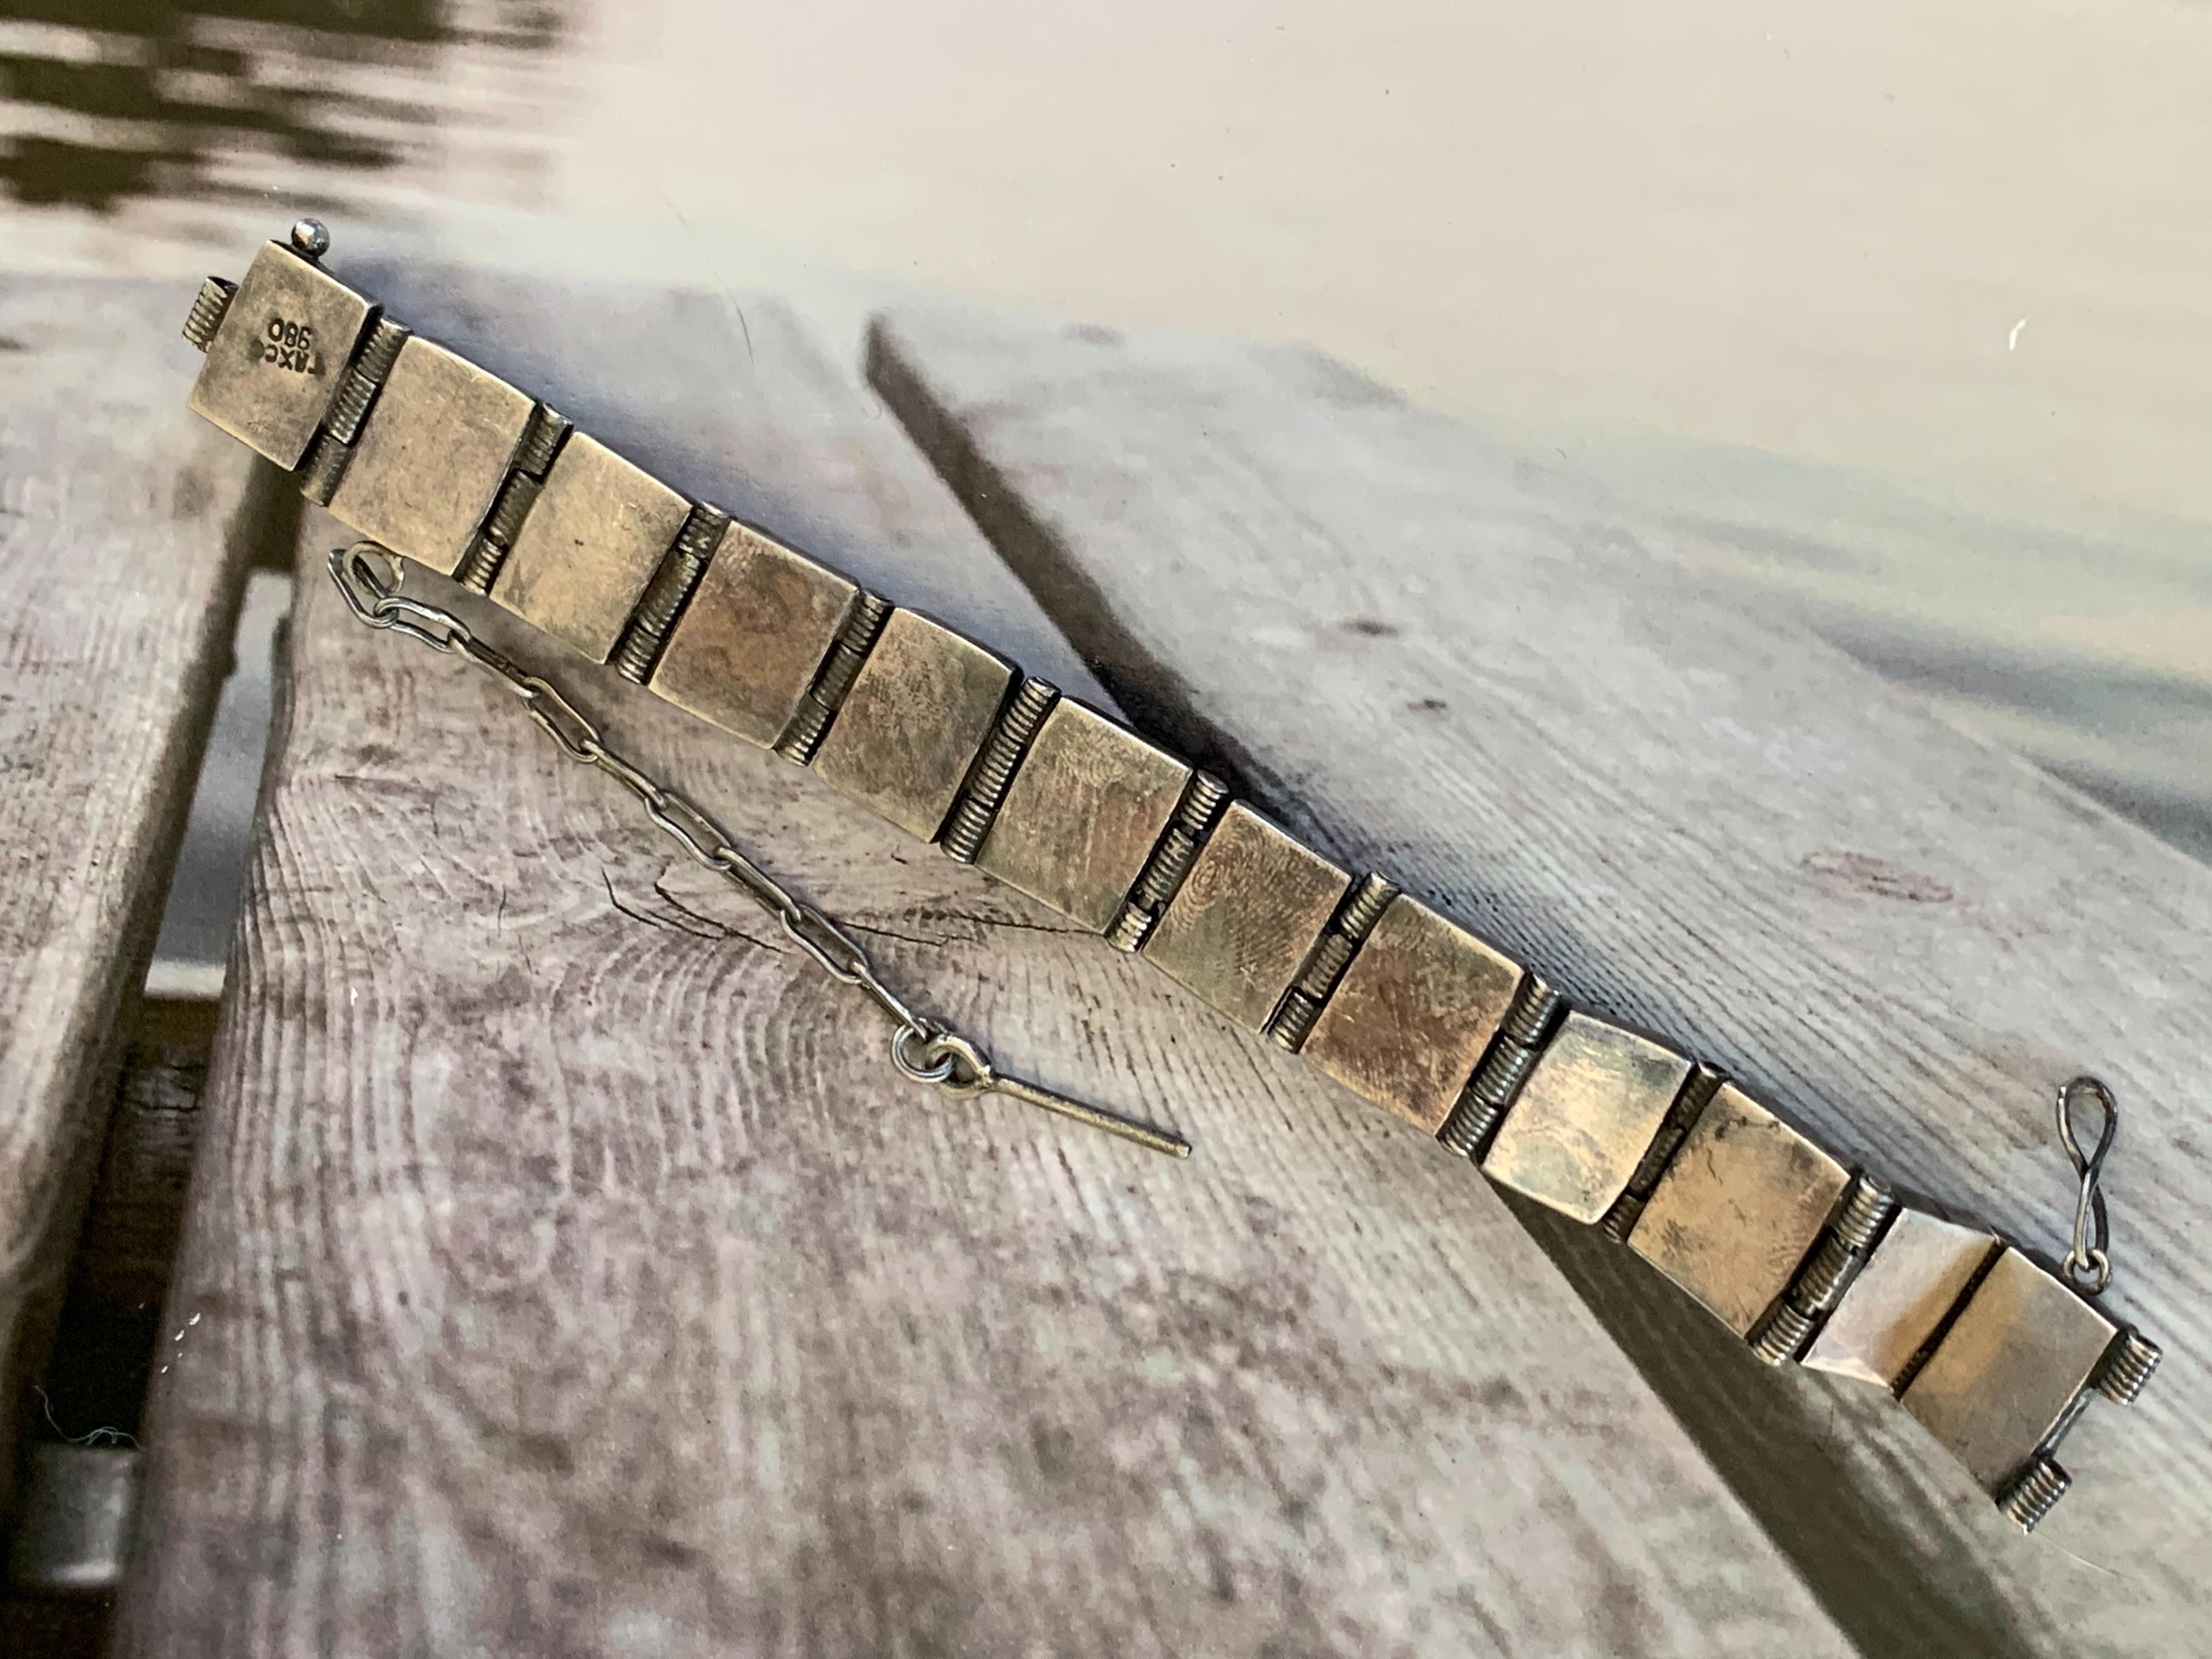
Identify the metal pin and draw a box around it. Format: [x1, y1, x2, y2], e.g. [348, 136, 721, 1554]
[893, 1028, 1190, 1158]
[989, 1070, 1193, 1159]
[2055, 1075, 2117, 1296]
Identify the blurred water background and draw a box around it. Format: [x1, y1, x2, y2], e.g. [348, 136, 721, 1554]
[4, 0, 2207, 978]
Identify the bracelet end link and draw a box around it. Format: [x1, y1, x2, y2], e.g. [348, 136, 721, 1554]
[183, 232, 378, 473]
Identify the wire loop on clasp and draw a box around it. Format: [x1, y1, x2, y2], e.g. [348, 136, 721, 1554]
[329, 541, 400, 622]
[330, 543, 475, 654]
[910, 1029, 996, 1096]
[2055, 1075, 2118, 1295]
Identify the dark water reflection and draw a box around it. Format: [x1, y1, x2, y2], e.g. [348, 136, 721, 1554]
[1, 1, 563, 212]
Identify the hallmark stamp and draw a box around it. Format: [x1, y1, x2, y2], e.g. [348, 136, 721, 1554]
[261, 316, 317, 374]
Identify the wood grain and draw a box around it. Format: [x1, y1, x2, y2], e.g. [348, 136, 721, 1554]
[867, 307, 2212, 1659]
[115, 274, 1849, 1657]
[0, 280, 261, 1517]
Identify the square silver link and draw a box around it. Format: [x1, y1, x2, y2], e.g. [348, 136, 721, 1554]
[491, 432, 692, 663]
[1141, 804, 1350, 1033]
[1627, 1082, 1852, 1336]
[325, 338, 536, 578]
[975, 701, 1193, 932]
[1480, 1012, 1695, 1223]
[187, 240, 375, 470]
[650, 522, 861, 748]
[1901, 1246, 2123, 1494]
[809, 610, 1016, 842]
[1300, 895, 1525, 1133]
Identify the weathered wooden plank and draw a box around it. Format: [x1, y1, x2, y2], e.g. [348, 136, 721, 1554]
[116, 270, 1850, 1658]
[867, 308, 2212, 1659]
[0, 280, 262, 1517]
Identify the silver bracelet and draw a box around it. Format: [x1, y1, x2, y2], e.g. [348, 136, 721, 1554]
[180, 218, 2162, 1537]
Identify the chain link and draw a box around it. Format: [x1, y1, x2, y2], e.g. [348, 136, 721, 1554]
[326, 543, 1189, 1157]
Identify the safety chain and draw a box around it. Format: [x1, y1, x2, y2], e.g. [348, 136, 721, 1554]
[329, 541, 1190, 1159]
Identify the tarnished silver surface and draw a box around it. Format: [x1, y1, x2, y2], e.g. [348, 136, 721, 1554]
[324, 316, 411, 444]
[613, 503, 732, 682]
[943, 676, 1060, 862]
[975, 699, 1192, 930]
[1746, 1173, 1901, 1365]
[775, 592, 893, 764]
[1300, 895, 1524, 1133]
[1902, 1246, 2121, 1493]
[296, 430, 351, 506]
[1436, 977, 1570, 1158]
[1267, 874, 1397, 1050]
[649, 522, 861, 746]
[491, 431, 692, 662]
[4, 1444, 141, 1593]
[326, 337, 535, 577]
[1142, 803, 1350, 1032]
[187, 239, 374, 469]
[1802, 1206, 1997, 1390]
[1481, 1012, 1693, 1222]
[453, 404, 572, 596]
[1105, 772, 1229, 951]
[1592, 1064, 1724, 1242]
[810, 608, 1015, 840]
[1628, 1082, 1853, 1336]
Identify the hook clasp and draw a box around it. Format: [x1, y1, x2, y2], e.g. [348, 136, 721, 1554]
[2055, 1075, 2118, 1296]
